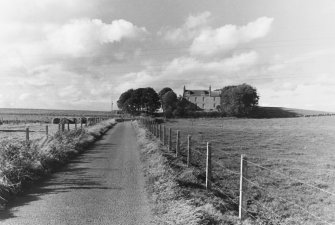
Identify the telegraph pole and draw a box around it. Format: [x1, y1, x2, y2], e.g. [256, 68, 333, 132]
[111, 97, 114, 115]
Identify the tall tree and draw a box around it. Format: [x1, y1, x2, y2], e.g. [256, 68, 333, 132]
[162, 90, 177, 117]
[117, 89, 134, 112]
[220, 83, 259, 117]
[158, 87, 172, 100]
[142, 87, 161, 114]
[117, 87, 160, 115]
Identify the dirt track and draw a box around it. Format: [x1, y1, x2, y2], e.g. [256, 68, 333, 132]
[0, 122, 152, 225]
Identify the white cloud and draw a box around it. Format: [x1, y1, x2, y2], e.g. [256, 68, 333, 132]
[18, 93, 32, 101]
[159, 11, 211, 42]
[47, 18, 148, 57]
[163, 51, 259, 75]
[190, 17, 274, 56]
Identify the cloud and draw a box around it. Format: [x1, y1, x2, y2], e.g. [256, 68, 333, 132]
[190, 17, 274, 56]
[163, 51, 259, 75]
[158, 11, 211, 42]
[47, 18, 148, 57]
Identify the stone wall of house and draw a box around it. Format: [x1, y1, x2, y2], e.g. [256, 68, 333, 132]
[185, 96, 221, 111]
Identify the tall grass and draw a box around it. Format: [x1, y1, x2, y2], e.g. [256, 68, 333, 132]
[0, 119, 116, 207]
[134, 121, 244, 225]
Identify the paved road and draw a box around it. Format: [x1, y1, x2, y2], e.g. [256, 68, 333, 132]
[0, 122, 152, 225]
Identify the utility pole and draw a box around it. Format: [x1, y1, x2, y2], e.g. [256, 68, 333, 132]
[111, 97, 114, 115]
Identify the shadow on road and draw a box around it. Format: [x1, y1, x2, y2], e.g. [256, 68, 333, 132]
[0, 139, 121, 221]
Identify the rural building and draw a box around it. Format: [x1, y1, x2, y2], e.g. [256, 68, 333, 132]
[182, 86, 221, 111]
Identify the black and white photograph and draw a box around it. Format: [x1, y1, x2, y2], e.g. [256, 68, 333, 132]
[0, 0, 334, 224]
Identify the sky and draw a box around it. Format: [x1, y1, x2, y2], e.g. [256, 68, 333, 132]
[1, 0, 335, 111]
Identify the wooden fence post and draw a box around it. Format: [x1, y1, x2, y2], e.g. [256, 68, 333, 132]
[67, 122, 70, 131]
[176, 130, 180, 157]
[58, 123, 61, 132]
[239, 155, 248, 220]
[62, 123, 65, 132]
[206, 142, 212, 190]
[159, 124, 162, 141]
[163, 125, 165, 145]
[155, 123, 157, 137]
[187, 135, 191, 167]
[26, 128, 29, 142]
[46, 125, 48, 136]
[168, 128, 172, 151]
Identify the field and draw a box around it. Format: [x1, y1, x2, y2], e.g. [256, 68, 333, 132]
[163, 117, 335, 224]
[0, 108, 113, 123]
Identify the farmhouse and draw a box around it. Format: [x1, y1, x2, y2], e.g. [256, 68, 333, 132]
[183, 86, 221, 111]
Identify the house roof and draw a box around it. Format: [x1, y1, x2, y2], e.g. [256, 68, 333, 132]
[184, 89, 221, 97]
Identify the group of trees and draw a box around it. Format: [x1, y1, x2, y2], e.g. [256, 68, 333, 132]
[117, 83, 259, 117]
[220, 84, 259, 117]
[117, 88, 160, 115]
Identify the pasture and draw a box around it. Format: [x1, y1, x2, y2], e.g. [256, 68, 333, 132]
[0, 108, 112, 123]
[163, 117, 335, 224]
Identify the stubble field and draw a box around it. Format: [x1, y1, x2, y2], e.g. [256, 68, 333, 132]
[164, 117, 335, 224]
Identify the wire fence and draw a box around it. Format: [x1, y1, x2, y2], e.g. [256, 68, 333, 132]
[139, 117, 335, 225]
[0, 117, 109, 142]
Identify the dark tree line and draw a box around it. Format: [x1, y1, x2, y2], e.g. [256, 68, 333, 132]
[117, 83, 259, 117]
[117, 87, 160, 115]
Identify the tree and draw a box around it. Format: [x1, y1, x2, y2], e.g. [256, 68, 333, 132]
[158, 87, 173, 100]
[220, 83, 259, 117]
[117, 87, 160, 115]
[162, 90, 177, 118]
[141, 87, 161, 114]
[117, 89, 134, 113]
[173, 96, 199, 117]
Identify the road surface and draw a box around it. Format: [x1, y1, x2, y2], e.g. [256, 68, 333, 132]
[0, 122, 152, 225]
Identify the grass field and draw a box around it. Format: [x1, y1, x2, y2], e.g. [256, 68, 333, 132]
[0, 123, 82, 142]
[0, 108, 112, 123]
[163, 117, 335, 224]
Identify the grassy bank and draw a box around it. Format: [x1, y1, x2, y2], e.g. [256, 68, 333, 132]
[133, 121, 248, 225]
[0, 119, 116, 208]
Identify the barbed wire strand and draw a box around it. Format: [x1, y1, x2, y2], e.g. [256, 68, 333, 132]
[211, 171, 239, 198]
[211, 181, 259, 222]
[212, 160, 241, 176]
[245, 159, 335, 198]
[243, 176, 333, 225]
[211, 181, 239, 206]
[241, 191, 290, 225]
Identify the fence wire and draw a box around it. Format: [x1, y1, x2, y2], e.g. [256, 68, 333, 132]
[140, 119, 334, 225]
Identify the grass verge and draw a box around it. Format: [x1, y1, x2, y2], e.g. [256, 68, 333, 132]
[0, 119, 116, 209]
[133, 121, 254, 225]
